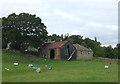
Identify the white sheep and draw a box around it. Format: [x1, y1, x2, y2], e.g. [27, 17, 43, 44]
[45, 65, 47, 67]
[36, 68, 41, 73]
[104, 65, 110, 69]
[28, 64, 33, 67]
[5, 68, 10, 71]
[13, 63, 19, 66]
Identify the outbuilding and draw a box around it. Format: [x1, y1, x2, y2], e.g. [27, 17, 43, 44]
[73, 44, 93, 60]
[40, 41, 76, 61]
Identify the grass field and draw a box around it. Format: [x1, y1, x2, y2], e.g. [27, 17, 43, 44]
[2, 51, 118, 82]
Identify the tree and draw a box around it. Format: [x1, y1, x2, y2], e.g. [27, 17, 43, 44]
[2, 13, 48, 50]
[104, 45, 114, 58]
[63, 33, 69, 41]
[61, 34, 63, 38]
[93, 45, 105, 57]
[95, 37, 97, 42]
[66, 35, 83, 44]
[83, 38, 103, 57]
[113, 44, 120, 59]
[117, 44, 120, 59]
[48, 34, 61, 42]
[113, 46, 118, 59]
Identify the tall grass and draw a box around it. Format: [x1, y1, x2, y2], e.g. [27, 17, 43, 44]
[2, 51, 118, 82]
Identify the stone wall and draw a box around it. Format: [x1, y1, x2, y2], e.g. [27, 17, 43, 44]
[77, 50, 93, 60]
[93, 57, 118, 63]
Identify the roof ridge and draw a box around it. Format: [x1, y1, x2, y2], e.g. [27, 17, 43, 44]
[48, 41, 69, 49]
[73, 44, 92, 51]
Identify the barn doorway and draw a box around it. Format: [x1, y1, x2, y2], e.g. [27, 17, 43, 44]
[50, 49, 55, 59]
[67, 45, 70, 57]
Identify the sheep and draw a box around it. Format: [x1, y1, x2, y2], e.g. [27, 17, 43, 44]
[104, 65, 110, 69]
[36, 68, 41, 73]
[28, 64, 33, 67]
[45, 65, 47, 67]
[13, 63, 19, 66]
[5, 68, 10, 71]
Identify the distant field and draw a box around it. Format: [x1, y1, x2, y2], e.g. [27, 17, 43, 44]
[2, 51, 118, 82]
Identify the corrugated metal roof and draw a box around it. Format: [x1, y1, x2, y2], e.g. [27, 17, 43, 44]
[73, 44, 92, 51]
[45, 41, 68, 49]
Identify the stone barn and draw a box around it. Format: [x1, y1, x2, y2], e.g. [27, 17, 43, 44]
[40, 41, 76, 61]
[73, 44, 93, 60]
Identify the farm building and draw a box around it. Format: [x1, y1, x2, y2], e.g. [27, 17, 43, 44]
[73, 44, 93, 60]
[40, 41, 77, 61]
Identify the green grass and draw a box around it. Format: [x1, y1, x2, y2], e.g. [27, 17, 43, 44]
[2, 51, 118, 82]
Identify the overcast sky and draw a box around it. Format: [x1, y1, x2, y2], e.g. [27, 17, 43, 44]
[0, 0, 119, 47]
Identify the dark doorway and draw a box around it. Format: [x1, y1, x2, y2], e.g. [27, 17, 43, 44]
[50, 49, 55, 59]
[67, 45, 70, 57]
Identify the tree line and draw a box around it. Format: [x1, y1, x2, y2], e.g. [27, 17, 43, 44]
[2, 13, 119, 59]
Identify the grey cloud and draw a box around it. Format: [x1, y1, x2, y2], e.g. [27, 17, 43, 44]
[0, 0, 118, 47]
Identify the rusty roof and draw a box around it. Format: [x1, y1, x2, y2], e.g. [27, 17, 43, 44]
[46, 41, 68, 49]
[73, 44, 92, 51]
